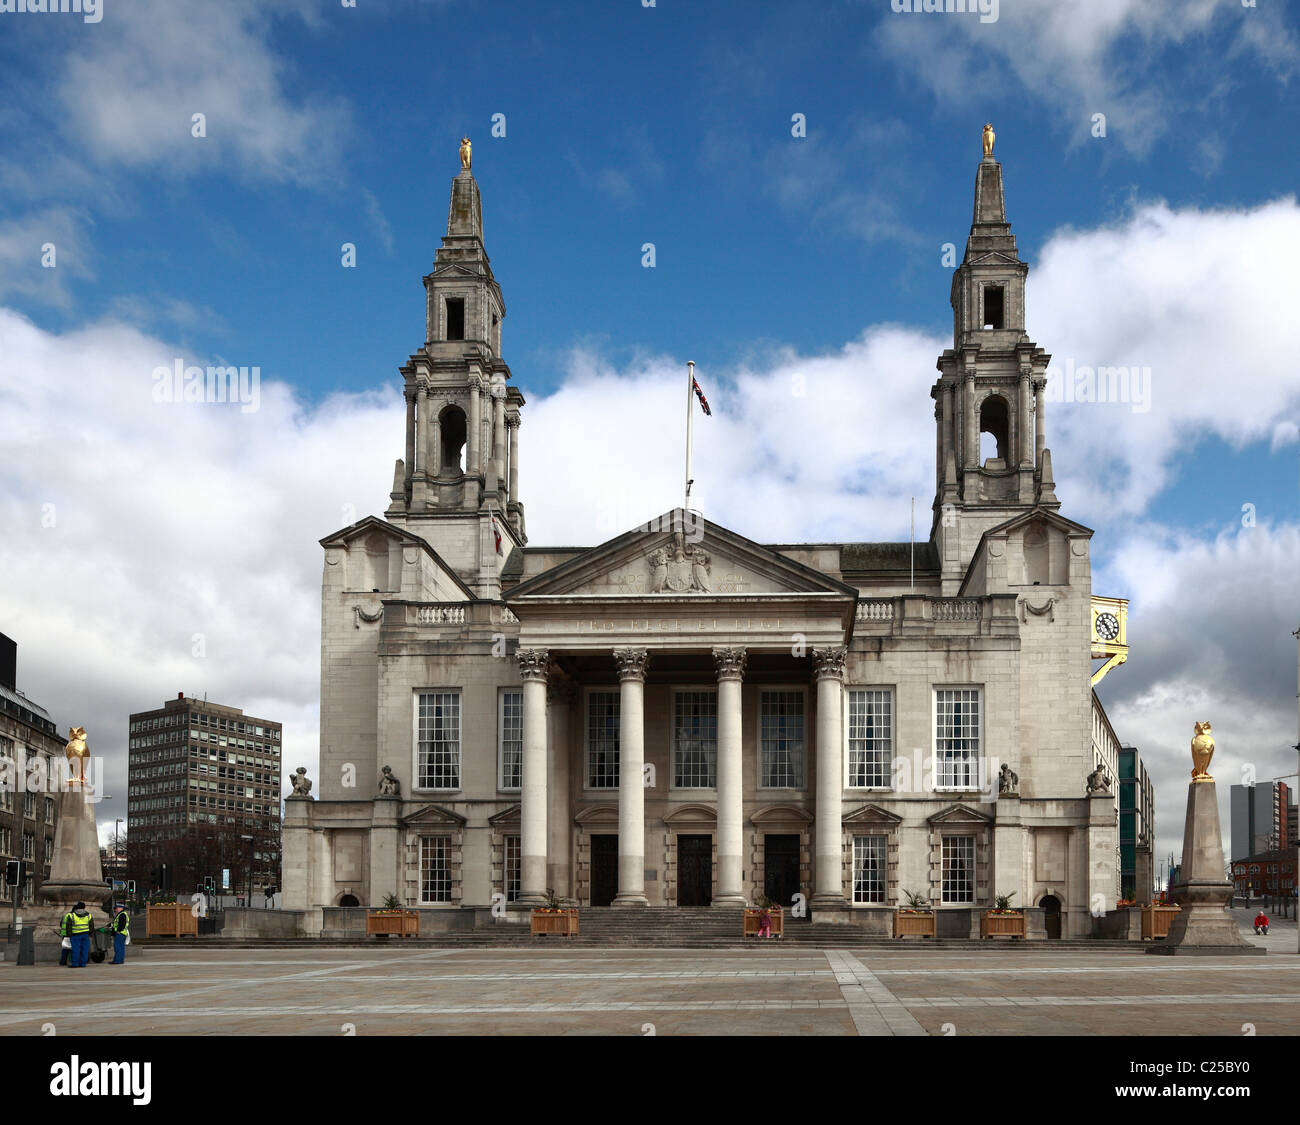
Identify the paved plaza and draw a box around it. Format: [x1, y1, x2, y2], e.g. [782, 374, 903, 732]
[2, 923, 1296, 1036]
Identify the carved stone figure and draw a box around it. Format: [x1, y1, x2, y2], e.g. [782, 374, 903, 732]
[998, 762, 1019, 794]
[689, 546, 711, 593]
[378, 765, 401, 797]
[648, 547, 669, 593]
[288, 766, 314, 799]
[459, 136, 472, 172]
[982, 121, 995, 157]
[1190, 720, 1215, 781]
[1085, 763, 1111, 795]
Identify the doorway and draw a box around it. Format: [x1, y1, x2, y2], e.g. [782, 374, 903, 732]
[677, 835, 713, 907]
[590, 834, 618, 907]
[1041, 894, 1062, 939]
[764, 834, 801, 908]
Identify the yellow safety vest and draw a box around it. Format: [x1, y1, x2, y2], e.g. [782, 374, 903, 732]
[68, 911, 91, 935]
[60, 913, 73, 937]
[115, 910, 130, 935]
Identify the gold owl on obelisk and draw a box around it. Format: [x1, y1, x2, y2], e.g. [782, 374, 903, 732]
[982, 122, 995, 158]
[459, 137, 472, 172]
[1190, 721, 1215, 781]
[65, 725, 89, 785]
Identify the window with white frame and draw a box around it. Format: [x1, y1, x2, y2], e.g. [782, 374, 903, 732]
[504, 834, 520, 902]
[852, 835, 887, 903]
[586, 691, 620, 788]
[941, 835, 975, 903]
[22, 832, 34, 860]
[416, 692, 461, 789]
[674, 690, 717, 788]
[847, 689, 892, 788]
[760, 691, 805, 788]
[420, 836, 452, 903]
[498, 690, 522, 790]
[935, 688, 981, 789]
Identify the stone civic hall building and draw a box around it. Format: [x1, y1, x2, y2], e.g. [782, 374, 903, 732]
[283, 145, 1128, 938]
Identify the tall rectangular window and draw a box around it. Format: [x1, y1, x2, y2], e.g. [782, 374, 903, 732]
[417, 692, 461, 789]
[760, 691, 805, 788]
[499, 690, 522, 791]
[420, 836, 452, 904]
[935, 688, 981, 789]
[674, 690, 717, 788]
[852, 836, 887, 904]
[847, 689, 892, 788]
[587, 691, 620, 788]
[446, 298, 465, 341]
[504, 834, 521, 903]
[942, 836, 975, 903]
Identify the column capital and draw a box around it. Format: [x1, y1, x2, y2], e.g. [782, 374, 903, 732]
[712, 646, 748, 681]
[468, 373, 484, 391]
[811, 645, 847, 681]
[1031, 376, 1048, 393]
[516, 648, 550, 682]
[612, 646, 650, 682]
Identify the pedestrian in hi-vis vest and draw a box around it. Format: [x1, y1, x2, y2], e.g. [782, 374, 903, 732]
[108, 903, 130, 964]
[66, 902, 92, 968]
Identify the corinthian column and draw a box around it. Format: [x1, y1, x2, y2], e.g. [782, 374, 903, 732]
[1033, 376, 1047, 466]
[964, 370, 978, 470]
[467, 373, 482, 477]
[414, 381, 428, 479]
[811, 645, 847, 910]
[403, 391, 415, 489]
[493, 383, 507, 486]
[517, 648, 550, 905]
[612, 647, 649, 907]
[713, 646, 747, 907]
[507, 415, 520, 503]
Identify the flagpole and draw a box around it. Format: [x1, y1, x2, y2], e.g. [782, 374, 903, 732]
[910, 497, 915, 591]
[684, 360, 695, 513]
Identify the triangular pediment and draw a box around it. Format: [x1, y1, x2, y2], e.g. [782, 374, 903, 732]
[842, 803, 903, 827]
[927, 803, 992, 827]
[506, 509, 857, 601]
[488, 803, 521, 827]
[319, 515, 475, 601]
[401, 803, 468, 828]
[966, 251, 1020, 268]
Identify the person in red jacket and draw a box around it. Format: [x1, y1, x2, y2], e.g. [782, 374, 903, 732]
[1254, 911, 1269, 935]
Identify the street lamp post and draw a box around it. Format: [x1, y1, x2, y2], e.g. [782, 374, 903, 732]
[240, 834, 253, 910]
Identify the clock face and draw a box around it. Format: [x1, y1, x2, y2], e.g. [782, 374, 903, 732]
[1095, 612, 1120, 641]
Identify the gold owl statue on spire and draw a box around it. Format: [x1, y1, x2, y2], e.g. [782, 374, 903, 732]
[1190, 721, 1215, 781]
[982, 122, 995, 158]
[65, 725, 89, 785]
[459, 137, 472, 172]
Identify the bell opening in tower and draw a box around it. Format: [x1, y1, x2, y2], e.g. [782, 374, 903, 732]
[979, 394, 1009, 466]
[439, 404, 467, 474]
[983, 285, 1004, 330]
[446, 297, 465, 341]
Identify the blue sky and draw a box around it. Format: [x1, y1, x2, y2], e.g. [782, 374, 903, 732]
[1, 0, 1299, 871]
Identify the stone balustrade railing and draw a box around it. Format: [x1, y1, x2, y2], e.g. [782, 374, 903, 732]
[853, 595, 1017, 633]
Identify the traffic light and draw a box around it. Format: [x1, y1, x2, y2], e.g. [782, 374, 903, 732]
[4, 859, 20, 887]
[127, 880, 136, 896]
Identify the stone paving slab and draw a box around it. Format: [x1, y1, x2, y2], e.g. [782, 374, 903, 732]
[2, 945, 1296, 1036]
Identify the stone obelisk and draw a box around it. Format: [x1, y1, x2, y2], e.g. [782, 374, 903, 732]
[1149, 721, 1264, 956]
[30, 727, 107, 948]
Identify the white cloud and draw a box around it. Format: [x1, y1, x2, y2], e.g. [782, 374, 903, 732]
[876, 0, 1298, 155]
[0, 206, 94, 307]
[54, 0, 351, 184]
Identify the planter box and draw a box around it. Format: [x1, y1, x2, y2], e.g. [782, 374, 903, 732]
[893, 911, 936, 939]
[367, 911, 419, 938]
[1141, 905, 1181, 940]
[980, 911, 1026, 939]
[531, 910, 579, 936]
[146, 903, 199, 937]
[743, 907, 784, 938]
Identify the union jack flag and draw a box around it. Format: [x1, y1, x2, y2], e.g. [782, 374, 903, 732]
[692, 377, 712, 416]
[491, 512, 502, 555]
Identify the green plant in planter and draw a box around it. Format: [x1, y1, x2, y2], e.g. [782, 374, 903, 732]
[540, 889, 567, 911]
[380, 893, 404, 911]
[992, 891, 1018, 913]
[901, 888, 932, 911]
[752, 894, 776, 910]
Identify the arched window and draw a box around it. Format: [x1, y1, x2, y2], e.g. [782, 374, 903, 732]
[439, 404, 467, 474]
[979, 395, 1009, 464]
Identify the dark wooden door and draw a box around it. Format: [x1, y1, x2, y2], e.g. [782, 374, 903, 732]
[590, 834, 618, 907]
[677, 835, 713, 906]
[764, 834, 801, 908]
[1042, 895, 1062, 939]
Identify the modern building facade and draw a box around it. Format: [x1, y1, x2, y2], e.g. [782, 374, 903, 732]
[1231, 781, 1290, 862]
[127, 693, 283, 893]
[1118, 744, 1154, 901]
[0, 634, 62, 904]
[285, 143, 1129, 938]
